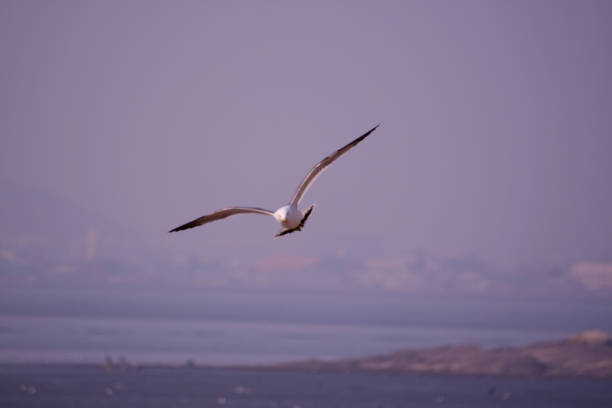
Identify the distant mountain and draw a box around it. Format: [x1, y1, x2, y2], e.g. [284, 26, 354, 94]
[272, 330, 612, 377]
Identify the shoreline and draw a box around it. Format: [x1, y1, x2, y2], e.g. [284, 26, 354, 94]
[2, 331, 611, 378]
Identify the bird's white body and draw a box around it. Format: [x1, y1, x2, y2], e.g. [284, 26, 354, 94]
[274, 205, 302, 229]
[169, 124, 379, 237]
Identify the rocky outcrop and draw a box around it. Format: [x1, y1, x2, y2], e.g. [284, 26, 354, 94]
[274, 331, 612, 377]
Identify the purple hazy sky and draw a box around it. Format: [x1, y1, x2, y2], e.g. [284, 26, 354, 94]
[2, 1, 612, 303]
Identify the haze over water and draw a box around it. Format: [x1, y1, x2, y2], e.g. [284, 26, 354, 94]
[2, 3, 612, 407]
[2, 0, 612, 373]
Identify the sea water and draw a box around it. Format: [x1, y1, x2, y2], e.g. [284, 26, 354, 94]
[0, 315, 573, 365]
[1, 364, 612, 408]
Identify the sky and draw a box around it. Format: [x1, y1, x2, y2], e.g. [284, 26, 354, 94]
[1, 1, 612, 324]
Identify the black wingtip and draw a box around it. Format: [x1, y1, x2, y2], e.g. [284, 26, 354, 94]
[364, 123, 380, 137]
[355, 124, 379, 143]
[168, 219, 200, 233]
[169, 226, 189, 233]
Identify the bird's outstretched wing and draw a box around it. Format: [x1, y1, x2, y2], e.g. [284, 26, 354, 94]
[169, 207, 276, 233]
[289, 124, 379, 207]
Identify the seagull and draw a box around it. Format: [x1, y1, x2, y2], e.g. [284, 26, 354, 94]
[169, 124, 379, 237]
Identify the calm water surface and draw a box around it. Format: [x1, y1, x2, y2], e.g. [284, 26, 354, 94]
[1, 365, 611, 408]
[0, 315, 572, 365]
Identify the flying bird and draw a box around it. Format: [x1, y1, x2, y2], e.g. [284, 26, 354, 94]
[169, 124, 379, 237]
